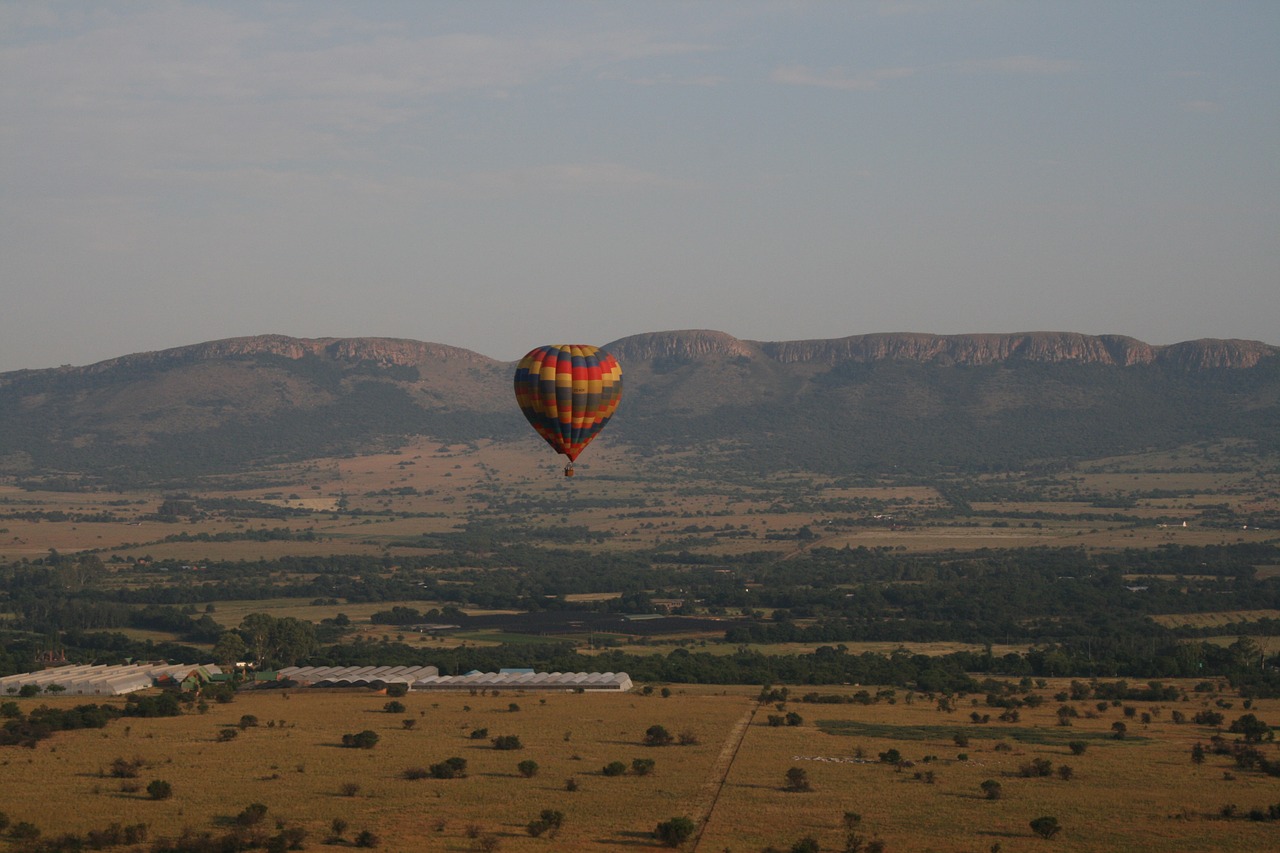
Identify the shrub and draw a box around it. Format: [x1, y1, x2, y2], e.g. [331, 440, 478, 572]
[383, 701, 405, 714]
[526, 809, 564, 838]
[469, 728, 490, 740]
[429, 757, 467, 779]
[385, 683, 408, 698]
[11, 821, 40, 840]
[790, 838, 820, 853]
[342, 730, 379, 749]
[236, 803, 269, 827]
[492, 734, 523, 750]
[565, 777, 579, 792]
[146, 779, 173, 800]
[632, 757, 656, 776]
[1068, 741, 1088, 756]
[403, 767, 429, 780]
[340, 782, 361, 797]
[517, 760, 539, 778]
[217, 728, 239, 742]
[678, 730, 701, 746]
[981, 779, 1002, 800]
[784, 766, 811, 792]
[354, 829, 380, 848]
[644, 725, 674, 746]
[602, 761, 627, 777]
[654, 816, 696, 848]
[1057, 765, 1074, 781]
[1029, 816, 1061, 840]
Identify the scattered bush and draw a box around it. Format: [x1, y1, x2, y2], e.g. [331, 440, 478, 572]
[654, 816, 696, 848]
[526, 809, 564, 838]
[517, 760, 539, 778]
[981, 779, 1002, 800]
[784, 766, 811, 792]
[602, 761, 627, 777]
[146, 779, 173, 800]
[632, 757, 656, 776]
[492, 734, 523, 750]
[383, 701, 405, 714]
[1030, 816, 1061, 840]
[644, 725, 674, 746]
[342, 730, 379, 749]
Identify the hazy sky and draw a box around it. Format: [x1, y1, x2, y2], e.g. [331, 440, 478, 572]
[3, 1, 1277, 371]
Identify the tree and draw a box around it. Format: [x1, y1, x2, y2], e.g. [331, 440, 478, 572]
[654, 816, 696, 848]
[1228, 713, 1271, 743]
[1191, 742, 1206, 764]
[526, 810, 564, 838]
[602, 761, 627, 777]
[517, 760, 539, 778]
[1029, 816, 1061, 840]
[644, 725, 674, 746]
[146, 780, 173, 800]
[981, 779, 1002, 800]
[342, 730, 379, 749]
[212, 632, 247, 668]
[492, 734, 523, 750]
[785, 766, 811, 792]
[632, 757, 656, 776]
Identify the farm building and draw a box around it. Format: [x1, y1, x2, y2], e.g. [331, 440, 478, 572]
[274, 665, 439, 687]
[274, 665, 632, 692]
[0, 663, 222, 697]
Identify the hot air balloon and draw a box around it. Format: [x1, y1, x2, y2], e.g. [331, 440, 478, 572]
[513, 344, 622, 476]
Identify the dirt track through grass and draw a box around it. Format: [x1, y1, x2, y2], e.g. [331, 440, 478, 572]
[690, 701, 761, 850]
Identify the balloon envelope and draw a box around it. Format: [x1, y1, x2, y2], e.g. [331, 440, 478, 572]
[513, 344, 622, 462]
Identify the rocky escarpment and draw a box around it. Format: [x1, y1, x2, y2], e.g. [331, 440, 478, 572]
[605, 330, 1276, 369]
[75, 335, 500, 376]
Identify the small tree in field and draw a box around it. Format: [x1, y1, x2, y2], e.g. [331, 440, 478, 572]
[980, 779, 1002, 800]
[146, 780, 173, 800]
[784, 766, 811, 792]
[654, 816, 696, 848]
[517, 760, 539, 778]
[1030, 816, 1061, 840]
[644, 725, 674, 746]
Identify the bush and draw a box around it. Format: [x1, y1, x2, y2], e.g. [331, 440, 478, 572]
[1068, 741, 1088, 755]
[469, 728, 490, 740]
[492, 734, 523, 750]
[632, 757, 656, 776]
[429, 757, 467, 779]
[342, 730, 379, 749]
[340, 782, 361, 797]
[526, 809, 564, 838]
[383, 701, 405, 714]
[236, 803, 269, 827]
[981, 779, 1002, 800]
[385, 683, 409, 698]
[403, 767, 429, 780]
[644, 725, 674, 746]
[602, 761, 627, 777]
[654, 816, 696, 848]
[517, 760, 539, 778]
[1030, 816, 1061, 840]
[354, 829, 380, 848]
[784, 767, 811, 792]
[146, 779, 173, 800]
[11, 821, 40, 840]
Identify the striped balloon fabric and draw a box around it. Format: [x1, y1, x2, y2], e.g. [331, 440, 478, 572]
[513, 344, 622, 471]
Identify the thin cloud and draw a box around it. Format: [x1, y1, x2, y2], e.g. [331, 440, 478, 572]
[771, 64, 915, 91]
[773, 55, 1077, 91]
[464, 162, 693, 195]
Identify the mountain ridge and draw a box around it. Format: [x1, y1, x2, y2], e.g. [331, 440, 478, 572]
[2, 330, 1277, 483]
[14, 330, 1276, 379]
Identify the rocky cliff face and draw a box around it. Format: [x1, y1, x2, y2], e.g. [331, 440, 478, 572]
[606, 330, 1275, 369]
[68, 335, 501, 376]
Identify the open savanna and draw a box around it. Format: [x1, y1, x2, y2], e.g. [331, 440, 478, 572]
[699, 680, 1280, 853]
[0, 686, 745, 851]
[6, 681, 1280, 851]
[4, 434, 1276, 565]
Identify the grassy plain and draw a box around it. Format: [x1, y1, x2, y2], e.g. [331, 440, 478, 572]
[3, 682, 1280, 851]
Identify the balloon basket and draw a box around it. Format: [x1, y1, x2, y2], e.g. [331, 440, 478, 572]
[564, 466, 575, 478]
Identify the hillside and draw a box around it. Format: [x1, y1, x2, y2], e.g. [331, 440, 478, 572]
[1, 331, 1277, 484]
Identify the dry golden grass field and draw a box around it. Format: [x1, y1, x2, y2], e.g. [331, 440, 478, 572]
[3, 682, 1280, 852]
